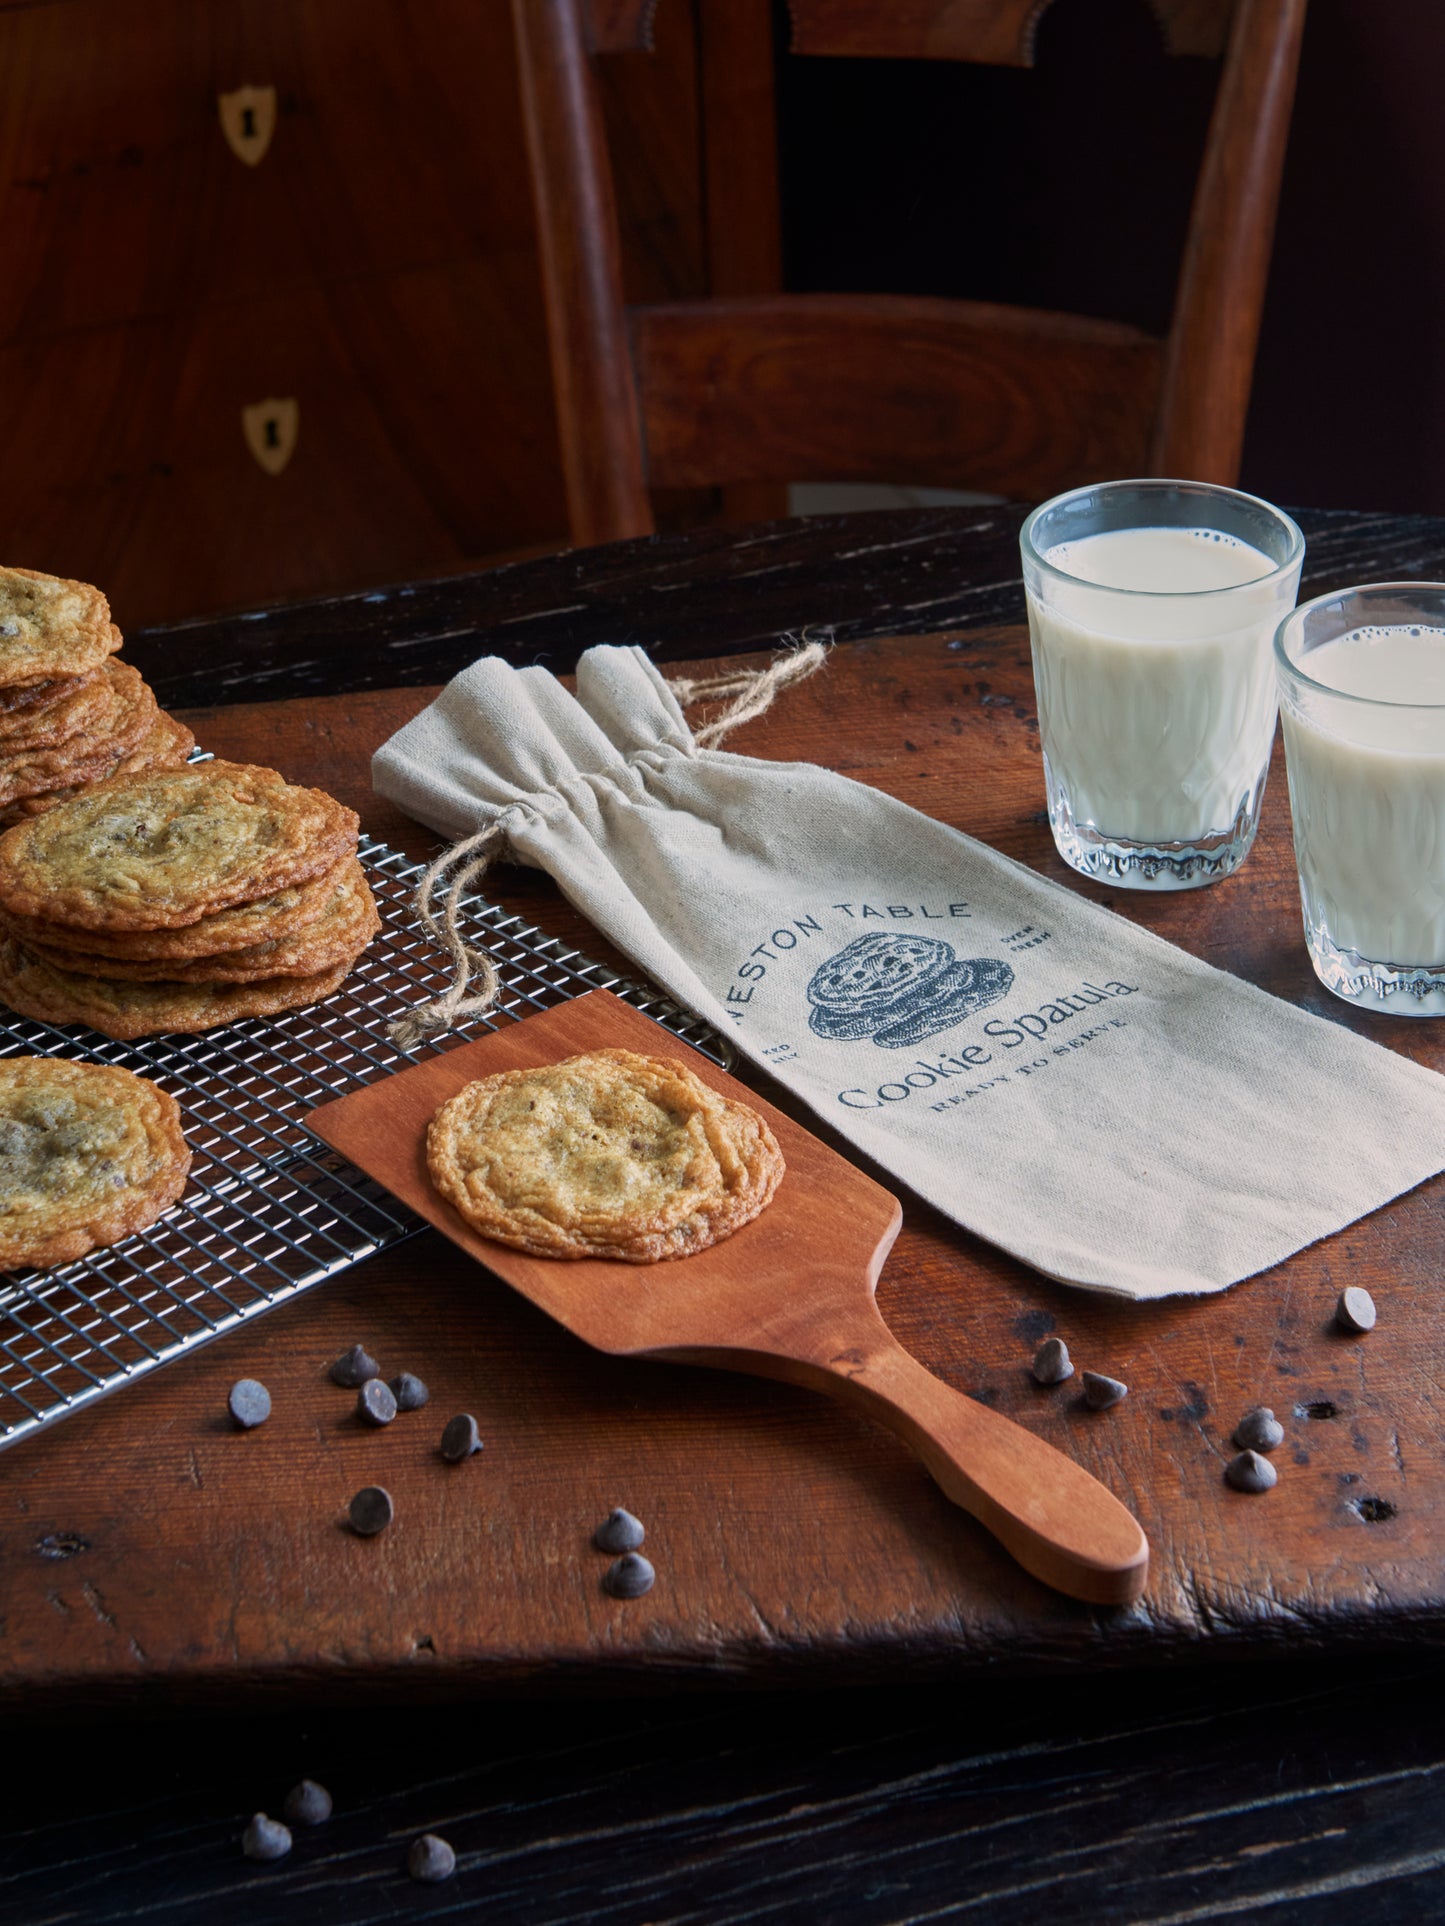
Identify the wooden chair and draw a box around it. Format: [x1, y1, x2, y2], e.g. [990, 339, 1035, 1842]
[511, 0, 1309, 547]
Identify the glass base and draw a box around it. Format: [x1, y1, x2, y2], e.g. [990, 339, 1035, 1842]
[1045, 767, 1264, 892]
[1306, 927, 1445, 1017]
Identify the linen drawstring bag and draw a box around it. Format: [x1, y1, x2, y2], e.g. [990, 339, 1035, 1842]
[372, 643, 1445, 1300]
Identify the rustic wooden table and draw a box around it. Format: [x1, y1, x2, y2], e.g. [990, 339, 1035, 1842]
[5, 507, 1445, 1922]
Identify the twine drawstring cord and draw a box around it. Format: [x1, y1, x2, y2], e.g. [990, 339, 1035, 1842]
[386, 637, 830, 1049]
[387, 823, 506, 1051]
[666, 633, 829, 747]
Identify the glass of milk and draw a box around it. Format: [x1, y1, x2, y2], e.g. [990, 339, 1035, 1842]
[1276, 582, 1445, 1015]
[1020, 479, 1305, 889]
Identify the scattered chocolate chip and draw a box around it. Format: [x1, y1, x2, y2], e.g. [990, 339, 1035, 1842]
[282, 1780, 332, 1827]
[1233, 1406, 1284, 1453]
[408, 1834, 457, 1883]
[228, 1379, 271, 1429]
[348, 1485, 393, 1535]
[330, 1344, 380, 1388]
[389, 1372, 429, 1412]
[440, 1413, 482, 1462]
[242, 1813, 292, 1862]
[356, 1378, 397, 1427]
[1082, 1371, 1128, 1410]
[594, 1508, 646, 1554]
[1031, 1337, 1073, 1386]
[1336, 1286, 1377, 1335]
[1225, 1449, 1278, 1493]
[603, 1552, 655, 1598]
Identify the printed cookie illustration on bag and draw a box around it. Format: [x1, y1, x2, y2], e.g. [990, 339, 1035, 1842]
[805, 934, 1014, 1049]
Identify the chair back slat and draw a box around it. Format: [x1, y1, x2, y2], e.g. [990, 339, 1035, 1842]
[583, 0, 657, 53]
[1151, 0, 1308, 479]
[785, 0, 1234, 68]
[634, 295, 1162, 500]
[513, 0, 652, 543]
[515, 0, 1306, 543]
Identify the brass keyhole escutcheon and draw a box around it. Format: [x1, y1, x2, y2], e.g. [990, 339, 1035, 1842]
[242, 398, 298, 476]
[217, 84, 277, 165]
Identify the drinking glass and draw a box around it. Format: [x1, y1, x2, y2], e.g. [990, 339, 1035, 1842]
[1276, 581, 1445, 1015]
[1020, 479, 1305, 889]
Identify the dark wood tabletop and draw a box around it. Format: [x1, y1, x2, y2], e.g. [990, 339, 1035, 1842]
[8, 507, 1445, 1924]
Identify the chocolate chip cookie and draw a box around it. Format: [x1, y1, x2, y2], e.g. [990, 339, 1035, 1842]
[427, 1047, 784, 1263]
[0, 1056, 189, 1268]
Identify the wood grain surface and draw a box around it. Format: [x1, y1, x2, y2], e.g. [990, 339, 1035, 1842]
[10, 1652, 1445, 1923]
[0, 0, 720, 628]
[3, 622, 1443, 1716]
[631, 293, 1162, 498]
[123, 501, 1445, 711]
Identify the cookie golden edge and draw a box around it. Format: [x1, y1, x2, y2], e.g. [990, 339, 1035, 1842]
[0, 709, 196, 829]
[0, 941, 361, 1040]
[0, 1058, 190, 1269]
[426, 1047, 785, 1264]
[0, 662, 160, 807]
[0, 839, 349, 959]
[0, 760, 360, 931]
[0, 661, 114, 752]
[23, 861, 381, 984]
[0, 567, 118, 685]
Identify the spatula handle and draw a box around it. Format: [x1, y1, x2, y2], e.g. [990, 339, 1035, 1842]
[725, 1311, 1149, 1605]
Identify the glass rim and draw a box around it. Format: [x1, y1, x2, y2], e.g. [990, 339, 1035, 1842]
[1276, 580, 1445, 712]
[1020, 477, 1306, 600]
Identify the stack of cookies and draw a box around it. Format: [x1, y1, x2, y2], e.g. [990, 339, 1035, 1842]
[0, 565, 194, 826]
[0, 760, 379, 1038]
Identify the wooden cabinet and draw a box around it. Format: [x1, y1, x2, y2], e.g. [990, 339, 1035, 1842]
[0, 0, 705, 628]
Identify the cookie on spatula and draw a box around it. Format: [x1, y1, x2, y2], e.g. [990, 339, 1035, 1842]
[426, 1046, 784, 1263]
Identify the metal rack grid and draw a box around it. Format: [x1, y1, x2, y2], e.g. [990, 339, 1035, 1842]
[0, 831, 728, 1452]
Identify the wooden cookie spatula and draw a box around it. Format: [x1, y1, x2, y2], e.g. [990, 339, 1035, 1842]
[306, 989, 1148, 1604]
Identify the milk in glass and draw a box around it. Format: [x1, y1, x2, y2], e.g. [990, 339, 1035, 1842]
[1028, 526, 1279, 844]
[1279, 625, 1445, 979]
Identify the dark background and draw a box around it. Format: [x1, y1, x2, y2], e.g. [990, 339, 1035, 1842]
[0, 0, 1438, 632]
[777, 0, 1445, 517]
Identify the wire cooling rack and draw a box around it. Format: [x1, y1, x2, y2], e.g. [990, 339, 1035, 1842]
[0, 832, 728, 1452]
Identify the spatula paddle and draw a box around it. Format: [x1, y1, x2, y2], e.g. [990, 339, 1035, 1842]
[306, 989, 1148, 1604]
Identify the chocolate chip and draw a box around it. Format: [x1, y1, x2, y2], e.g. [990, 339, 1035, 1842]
[603, 1552, 655, 1598]
[282, 1780, 332, 1827]
[1082, 1371, 1127, 1410]
[348, 1485, 393, 1535]
[1336, 1286, 1377, 1334]
[594, 1508, 645, 1554]
[389, 1372, 429, 1411]
[1233, 1406, 1284, 1452]
[407, 1834, 457, 1883]
[1226, 1449, 1278, 1493]
[440, 1413, 482, 1462]
[1031, 1337, 1073, 1385]
[356, 1378, 397, 1427]
[242, 1813, 291, 1861]
[330, 1344, 380, 1388]
[228, 1379, 271, 1429]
